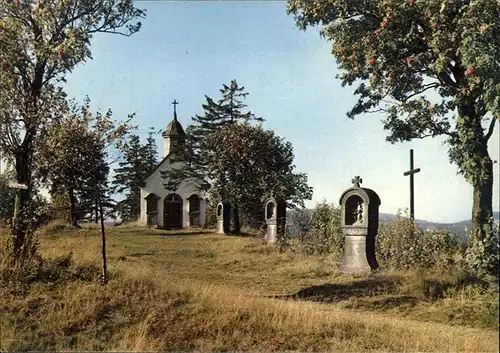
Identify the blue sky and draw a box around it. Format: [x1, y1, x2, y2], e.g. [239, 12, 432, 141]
[64, 0, 499, 223]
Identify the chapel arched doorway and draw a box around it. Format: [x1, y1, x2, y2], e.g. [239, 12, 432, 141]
[164, 194, 182, 229]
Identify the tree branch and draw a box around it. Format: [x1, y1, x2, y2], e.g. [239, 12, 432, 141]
[401, 83, 439, 102]
[484, 116, 497, 142]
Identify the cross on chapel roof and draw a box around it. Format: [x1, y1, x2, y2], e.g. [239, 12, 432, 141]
[171, 99, 179, 121]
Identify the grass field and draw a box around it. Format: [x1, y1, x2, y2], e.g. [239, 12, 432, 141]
[1, 225, 499, 351]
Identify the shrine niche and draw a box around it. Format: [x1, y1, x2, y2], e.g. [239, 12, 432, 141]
[144, 193, 160, 227]
[345, 195, 364, 226]
[216, 202, 231, 234]
[263, 196, 286, 243]
[339, 176, 381, 274]
[188, 194, 201, 227]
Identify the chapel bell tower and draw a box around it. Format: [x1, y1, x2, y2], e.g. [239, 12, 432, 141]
[162, 99, 186, 158]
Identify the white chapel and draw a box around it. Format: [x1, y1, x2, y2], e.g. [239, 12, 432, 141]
[139, 101, 207, 228]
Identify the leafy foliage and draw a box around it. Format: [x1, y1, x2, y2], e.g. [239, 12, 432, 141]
[37, 98, 129, 226]
[284, 202, 342, 256]
[466, 220, 499, 278]
[286, 208, 313, 241]
[310, 202, 343, 256]
[0, 170, 16, 226]
[208, 123, 313, 231]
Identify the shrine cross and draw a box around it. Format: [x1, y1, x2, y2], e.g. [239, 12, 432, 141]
[403, 149, 421, 220]
[352, 176, 362, 187]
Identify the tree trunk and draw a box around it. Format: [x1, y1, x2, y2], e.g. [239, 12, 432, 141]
[95, 196, 99, 224]
[471, 146, 494, 237]
[457, 102, 495, 238]
[12, 148, 32, 257]
[68, 187, 79, 227]
[232, 203, 241, 234]
[10, 58, 45, 258]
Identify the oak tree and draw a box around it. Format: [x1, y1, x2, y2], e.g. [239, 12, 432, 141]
[287, 0, 499, 274]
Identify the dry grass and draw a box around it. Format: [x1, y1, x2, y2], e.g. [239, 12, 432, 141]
[1, 225, 499, 351]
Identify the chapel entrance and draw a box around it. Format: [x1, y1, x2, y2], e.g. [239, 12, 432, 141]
[163, 194, 182, 229]
[188, 194, 201, 227]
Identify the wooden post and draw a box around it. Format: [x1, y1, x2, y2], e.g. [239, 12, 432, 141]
[403, 149, 421, 220]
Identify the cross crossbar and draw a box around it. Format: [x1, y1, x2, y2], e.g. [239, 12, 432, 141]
[403, 168, 421, 176]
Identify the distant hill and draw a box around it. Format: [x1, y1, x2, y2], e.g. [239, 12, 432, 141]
[381, 211, 499, 239]
[288, 209, 499, 239]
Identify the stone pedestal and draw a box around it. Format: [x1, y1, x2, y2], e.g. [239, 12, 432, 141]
[341, 228, 372, 274]
[216, 218, 224, 234]
[216, 202, 231, 235]
[265, 221, 277, 243]
[264, 196, 286, 243]
[339, 176, 380, 275]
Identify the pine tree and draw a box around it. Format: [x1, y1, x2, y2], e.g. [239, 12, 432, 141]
[112, 130, 159, 222]
[77, 146, 114, 223]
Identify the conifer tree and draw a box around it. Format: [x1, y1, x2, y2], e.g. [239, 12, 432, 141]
[112, 130, 158, 221]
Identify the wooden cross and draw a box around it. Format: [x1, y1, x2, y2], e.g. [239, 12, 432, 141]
[171, 99, 179, 115]
[352, 176, 362, 188]
[403, 149, 421, 220]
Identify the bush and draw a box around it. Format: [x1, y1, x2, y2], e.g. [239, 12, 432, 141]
[284, 202, 343, 256]
[286, 208, 313, 241]
[376, 211, 465, 271]
[310, 202, 343, 256]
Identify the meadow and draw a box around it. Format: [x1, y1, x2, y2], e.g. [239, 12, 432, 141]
[1, 224, 498, 351]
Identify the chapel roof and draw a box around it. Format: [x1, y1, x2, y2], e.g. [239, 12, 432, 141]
[162, 99, 186, 137]
[162, 112, 186, 137]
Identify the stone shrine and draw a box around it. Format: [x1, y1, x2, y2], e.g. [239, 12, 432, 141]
[216, 202, 231, 234]
[339, 176, 380, 274]
[264, 196, 286, 243]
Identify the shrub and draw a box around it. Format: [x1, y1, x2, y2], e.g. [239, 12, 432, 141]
[286, 208, 313, 241]
[284, 202, 343, 256]
[376, 211, 465, 271]
[310, 202, 343, 256]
